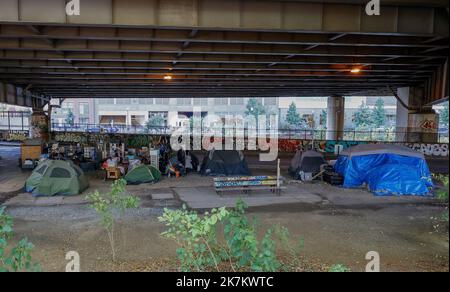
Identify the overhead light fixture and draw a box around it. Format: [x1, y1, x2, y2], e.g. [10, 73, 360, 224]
[350, 68, 361, 74]
[164, 75, 173, 80]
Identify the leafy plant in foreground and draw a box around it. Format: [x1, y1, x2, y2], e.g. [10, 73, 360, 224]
[432, 175, 449, 233]
[86, 179, 140, 262]
[0, 207, 40, 272]
[159, 199, 297, 272]
[158, 205, 229, 272]
[223, 200, 281, 272]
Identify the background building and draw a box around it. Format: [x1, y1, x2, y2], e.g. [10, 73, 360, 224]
[51, 99, 96, 126]
[93, 97, 279, 128]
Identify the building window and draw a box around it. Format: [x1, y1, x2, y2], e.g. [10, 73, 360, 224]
[79, 102, 89, 115]
[116, 98, 131, 105]
[214, 98, 229, 106]
[61, 102, 74, 114]
[155, 98, 169, 105]
[193, 98, 208, 106]
[139, 98, 154, 105]
[98, 98, 114, 105]
[264, 98, 277, 106]
[230, 98, 244, 106]
[177, 98, 192, 106]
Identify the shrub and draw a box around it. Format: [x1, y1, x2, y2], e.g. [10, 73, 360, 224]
[159, 199, 298, 272]
[158, 205, 229, 272]
[0, 207, 40, 272]
[86, 179, 140, 262]
[435, 175, 449, 202]
[223, 200, 280, 272]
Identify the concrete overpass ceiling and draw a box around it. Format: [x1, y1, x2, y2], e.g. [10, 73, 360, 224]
[0, 0, 448, 101]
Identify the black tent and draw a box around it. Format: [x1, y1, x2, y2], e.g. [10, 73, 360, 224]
[200, 150, 251, 176]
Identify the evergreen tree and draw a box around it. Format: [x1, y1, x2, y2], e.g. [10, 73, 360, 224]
[145, 115, 165, 129]
[353, 101, 372, 129]
[439, 102, 449, 128]
[285, 102, 301, 127]
[320, 109, 327, 127]
[371, 98, 387, 128]
[245, 98, 266, 123]
[65, 109, 75, 126]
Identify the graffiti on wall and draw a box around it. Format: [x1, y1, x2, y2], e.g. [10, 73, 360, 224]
[51, 132, 449, 158]
[0, 131, 29, 142]
[407, 143, 448, 157]
[278, 139, 449, 157]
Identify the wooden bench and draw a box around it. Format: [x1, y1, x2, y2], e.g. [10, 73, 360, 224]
[214, 176, 285, 196]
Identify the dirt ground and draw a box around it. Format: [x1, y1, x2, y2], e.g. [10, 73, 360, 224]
[6, 197, 449, 272]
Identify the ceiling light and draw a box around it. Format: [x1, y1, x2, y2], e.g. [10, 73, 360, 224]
[350, 68, 361, 74]
[164, 75, 173, 80]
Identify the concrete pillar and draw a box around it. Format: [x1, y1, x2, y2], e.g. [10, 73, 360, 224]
[30, 108, 49, 142]
[396, 87, 439, 143]
[326, 95, 345, 141]
[395, 87, 410, 142]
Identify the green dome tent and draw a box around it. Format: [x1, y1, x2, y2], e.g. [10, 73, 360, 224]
[25, 160, 89, 197]
[124, 165, 161, 185]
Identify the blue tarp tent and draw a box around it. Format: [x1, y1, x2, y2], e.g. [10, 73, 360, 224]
[334, 144, 433, 196]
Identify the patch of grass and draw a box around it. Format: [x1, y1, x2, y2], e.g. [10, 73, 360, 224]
[328, 264, 351, 272]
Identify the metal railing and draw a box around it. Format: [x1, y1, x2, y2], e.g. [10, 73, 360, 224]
[0, 111, 31, 132]
[50, 122, 450, 143]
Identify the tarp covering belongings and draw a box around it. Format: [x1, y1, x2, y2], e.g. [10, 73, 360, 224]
[124, 165, 161, 185]
[25, 159, 89, 197]
[200, 150, 251, 176]
[288, 150, 326, 178]
[334, 144, 433, 196]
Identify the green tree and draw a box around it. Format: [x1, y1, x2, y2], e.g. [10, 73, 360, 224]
[353, 101, 372, 129]
[145, 115, 165, 129]
[285, 102, 301, 128]
[86, 179, 140, 262]
[439, 102, 449, 128]
[371, 98, 387, 128]
[245, 98, 266, 123]
[320, 109, 327, 127]
[65, 109, 75, 126]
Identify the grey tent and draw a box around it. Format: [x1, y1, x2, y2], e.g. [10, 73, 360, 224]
[289, 150, 326, 178]
[200, 150, 251, 176]
[25, 159, 89, 197]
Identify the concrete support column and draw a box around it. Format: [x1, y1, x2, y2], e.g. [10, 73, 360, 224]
[396, 87, 439, 143]
[395, 87, 411, 142]
[326, 95, 345, 141]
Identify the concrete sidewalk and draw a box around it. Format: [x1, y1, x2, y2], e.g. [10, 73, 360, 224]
[0, 145, 28, 199]
[174, 185, 323, 209]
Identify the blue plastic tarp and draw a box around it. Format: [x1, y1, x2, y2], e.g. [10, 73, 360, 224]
[334, 153, 434, 196]
[367, 164, 430, 196]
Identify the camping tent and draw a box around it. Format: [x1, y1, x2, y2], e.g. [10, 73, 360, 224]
[25, 159, 89, 197]
[334, 144, 433, 196]
[200, 150, 251, 176]
[289, 150, 326, 178]
[124, 164, 161, 185]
